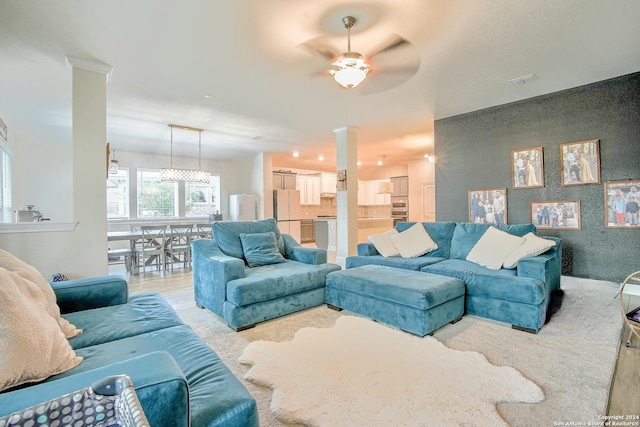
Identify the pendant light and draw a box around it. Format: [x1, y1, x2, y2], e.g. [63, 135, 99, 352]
[109, 148, 119, 174]
[377, 155, 393, 194]
[161, 124, 210, 183]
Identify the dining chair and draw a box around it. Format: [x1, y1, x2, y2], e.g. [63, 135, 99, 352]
[134, 225, 166, 275]
[195, 223, 213, 240]
[165, 224, 194, 271]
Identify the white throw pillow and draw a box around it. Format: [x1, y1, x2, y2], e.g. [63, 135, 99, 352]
[466, 226, 526, 270]
[0, 249, 82, 338]
[390, 223, 438, 258]
[502, 232, 556, 269]
[0, 268, 83, 392]
[368, 229, 400, 257]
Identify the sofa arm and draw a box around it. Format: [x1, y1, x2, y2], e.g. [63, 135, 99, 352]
[357, 242, 380, 256]
[52, 275, 128, 314]
[517, 237, 562, 292]
[192, 238, 245, 315]
[0, 351, 189, 427]
[281, 233, 327, 264]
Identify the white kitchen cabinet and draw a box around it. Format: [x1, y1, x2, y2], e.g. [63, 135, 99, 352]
[296, 175, 320, 205]
[357, 180, 367, 205]
[320, 173, 337, 194]
[365, 180, 391, 205]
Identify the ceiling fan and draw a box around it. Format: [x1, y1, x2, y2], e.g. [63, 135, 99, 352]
[302, 16, 420, 91]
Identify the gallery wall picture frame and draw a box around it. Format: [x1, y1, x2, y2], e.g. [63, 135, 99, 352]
[531, 200, 581, 230]
[560, 139, 601, 186]
[604, 180, 640, 229]
[468, 188, 507, 225]
[512, 146, 544, 189]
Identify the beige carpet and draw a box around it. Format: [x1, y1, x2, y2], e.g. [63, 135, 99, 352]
[169, 275, 622, 427]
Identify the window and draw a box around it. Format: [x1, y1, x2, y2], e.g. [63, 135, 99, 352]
[106, 168, 130, 219]
[185, 175, 221, 217]
[0, 141, 11, 223]
[137, 169, 178, 218]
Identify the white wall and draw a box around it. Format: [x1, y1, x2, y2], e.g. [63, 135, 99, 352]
[1, 142, 261, 279]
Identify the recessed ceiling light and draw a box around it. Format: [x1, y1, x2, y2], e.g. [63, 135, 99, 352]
[377, 160, 383, 166]
[357, 161, 362, 166]
[204, 94, 212, 98]
[318, 155, 324, 161]
[293, 151, 299, 157]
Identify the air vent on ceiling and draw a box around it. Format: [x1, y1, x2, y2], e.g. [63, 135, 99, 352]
[509, 74, 538, 86]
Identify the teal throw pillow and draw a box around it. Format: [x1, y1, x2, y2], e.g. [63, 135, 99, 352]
[240, 231, 287, 267]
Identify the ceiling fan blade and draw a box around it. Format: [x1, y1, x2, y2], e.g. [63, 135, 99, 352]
[298, 37, 339, 61]
[368, 34, 410, 58]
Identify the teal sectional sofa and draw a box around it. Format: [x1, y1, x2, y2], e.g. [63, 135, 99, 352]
[346, 222, 562, 333]
[0, 276, 259, 427]
[192, 219, 341, 331]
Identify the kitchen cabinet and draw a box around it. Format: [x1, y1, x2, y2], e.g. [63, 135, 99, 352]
[296, 175, 320, 205]
[391, 176, 409, 198]
[357, 180, 391, 206]
[320, 173, 337, 194]
[357, 180, 367, 206]
[273, 172, 297, 190]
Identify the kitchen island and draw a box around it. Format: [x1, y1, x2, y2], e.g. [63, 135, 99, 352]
[314, 217, 394, 251]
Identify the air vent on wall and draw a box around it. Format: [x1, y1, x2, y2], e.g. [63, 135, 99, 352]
[509, 73, 538, 86]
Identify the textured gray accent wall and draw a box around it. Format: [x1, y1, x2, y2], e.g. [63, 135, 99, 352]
[434, 72, 640, 282]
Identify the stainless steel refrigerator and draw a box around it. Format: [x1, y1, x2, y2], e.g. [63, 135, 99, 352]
[274, 189, 301, 242]
[229, 193, 257, 221]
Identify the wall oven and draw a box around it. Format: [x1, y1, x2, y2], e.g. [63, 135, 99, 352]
[391, 199, 409, 225]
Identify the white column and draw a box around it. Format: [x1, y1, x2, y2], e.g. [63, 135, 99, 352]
[67, 56, 112, 276]
[333, 126, 358, 267]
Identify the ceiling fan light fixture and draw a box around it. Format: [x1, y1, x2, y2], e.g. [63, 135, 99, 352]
[330, 16, 370, 89]
[330, 54, 370, 88]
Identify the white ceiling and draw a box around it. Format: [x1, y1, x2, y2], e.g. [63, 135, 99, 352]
[1, 1, 639, 172]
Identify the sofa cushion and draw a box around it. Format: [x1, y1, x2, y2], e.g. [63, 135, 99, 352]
[0, 268, 82, 392]
[64, 292, 185, 349]
[213, 218, 282, 259]
[466, 226, 525, 270]
[395, 221, 456, 258]
[368, 229, 400, 257]
[502, 233, 556, 269]
[450, 222, 536, 260]
[56, 325, 258, 427]
[0, 249, 81, 338]
[346, 254, 446, 271]
[391, 223, 438, 258]
[240, 231, 287, 267]
[226, 261, 340, 306]
[421, 259, 547, 305]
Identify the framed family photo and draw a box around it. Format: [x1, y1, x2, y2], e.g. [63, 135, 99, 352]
[469, 188, 507, 225]
[531, 200, 581, 230]
[560, 139, 600, 186]
[512, 147, 544, 189]
[605, 180, 640, 228]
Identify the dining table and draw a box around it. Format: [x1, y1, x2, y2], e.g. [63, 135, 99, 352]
[107, 226, 211, 274]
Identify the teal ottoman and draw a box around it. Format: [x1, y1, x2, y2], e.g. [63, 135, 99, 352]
[325, 265, 465, 336]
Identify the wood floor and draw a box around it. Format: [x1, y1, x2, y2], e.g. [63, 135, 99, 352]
[112, 266, 640, 417]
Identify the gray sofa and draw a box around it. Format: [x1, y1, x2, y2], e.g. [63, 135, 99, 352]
[0, 275, 258, 427]
[346, 221, 562, 333]
[192, 219, 341, 331]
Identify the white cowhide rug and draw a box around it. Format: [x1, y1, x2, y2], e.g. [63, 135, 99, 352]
[239, 315, 544, 427]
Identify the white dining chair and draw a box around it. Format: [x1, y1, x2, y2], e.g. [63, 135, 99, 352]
[134, 225, 166, 274]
